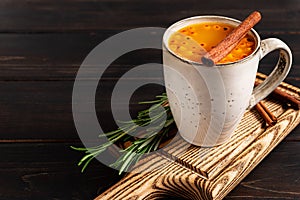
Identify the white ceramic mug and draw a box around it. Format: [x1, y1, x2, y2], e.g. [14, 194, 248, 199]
[162, 16, 292, 147]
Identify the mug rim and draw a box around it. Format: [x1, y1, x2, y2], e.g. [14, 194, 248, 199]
[163, 15, 261, 67]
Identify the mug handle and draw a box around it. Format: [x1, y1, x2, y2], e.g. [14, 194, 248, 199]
[248, 38, 292, 108]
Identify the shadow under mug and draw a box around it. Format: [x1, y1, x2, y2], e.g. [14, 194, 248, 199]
[162, 15, 292, 147]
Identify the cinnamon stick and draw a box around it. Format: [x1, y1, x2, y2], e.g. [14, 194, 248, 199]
[202, 11, 262, 66]
[255, 81, 300, 110]
[272, 88, 300, 110]
[255, 102, 277, 126]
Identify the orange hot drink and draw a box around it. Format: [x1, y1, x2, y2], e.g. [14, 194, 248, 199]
[168, 22, 256, 64]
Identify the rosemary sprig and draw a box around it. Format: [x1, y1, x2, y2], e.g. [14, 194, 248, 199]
[72, 93, 175, 174]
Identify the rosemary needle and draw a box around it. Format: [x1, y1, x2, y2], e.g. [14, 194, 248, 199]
[72, 93, 175, 174]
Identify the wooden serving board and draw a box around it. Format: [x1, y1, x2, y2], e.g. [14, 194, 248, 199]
[96, 73, 300, 200]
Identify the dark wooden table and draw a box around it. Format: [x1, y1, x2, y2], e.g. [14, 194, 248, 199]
[1, 0, 299, 199]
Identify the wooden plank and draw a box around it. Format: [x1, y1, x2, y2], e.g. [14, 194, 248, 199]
[0, 80, 164, 140]
[0, 0, 299, 32]
[0, 79, 299, 141]
[0, 0, 298, 199]
[0, 142, 123, 199]
[96, 80, 300, 199]
[0, 141, 299, 199]
[226, 141, 300, 199]
[0, 33, 299, 81]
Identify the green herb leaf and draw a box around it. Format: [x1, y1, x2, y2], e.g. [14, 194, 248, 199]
[71, 93, 175, 174]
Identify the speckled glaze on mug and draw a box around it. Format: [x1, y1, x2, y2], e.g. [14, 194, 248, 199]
[163, 16, 292, 147]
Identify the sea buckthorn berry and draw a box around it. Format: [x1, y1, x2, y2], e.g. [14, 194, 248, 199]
[246, 47, 252, 52]
[168, 22, 255, 64]
[228, 53, 235, 58]
[169, 45, 178, 51]
[186, 51, 194, 56]
[246, 42, 254, 47]
[214, 25, 220, 30]
[175, 35, 182, 39]
[178, 46, 187, 51]
[204, 25, 210, 29]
